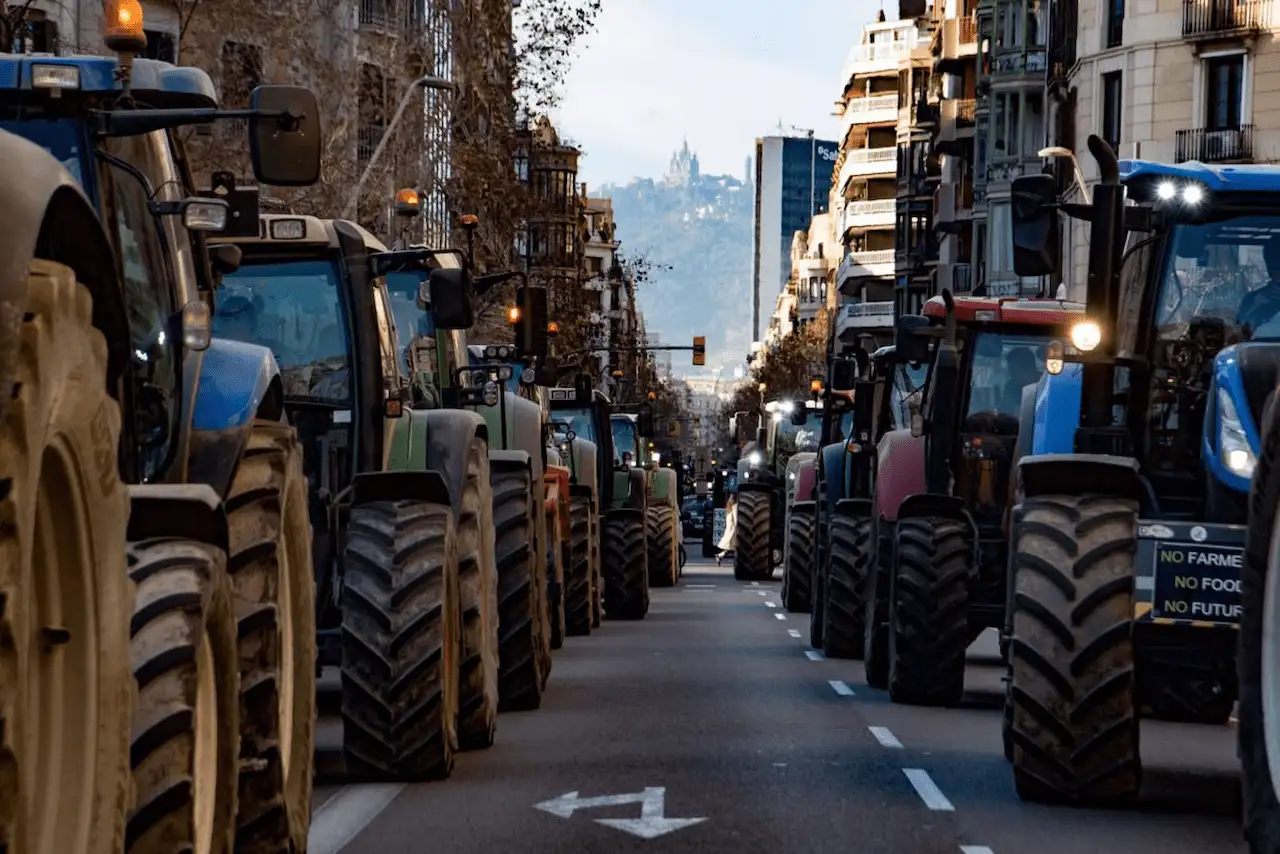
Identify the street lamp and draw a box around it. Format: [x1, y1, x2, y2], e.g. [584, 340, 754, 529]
[343, 74, 455, 220]
[1039, 146, 1090, 203]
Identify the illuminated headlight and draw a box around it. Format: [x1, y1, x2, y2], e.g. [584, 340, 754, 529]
[1218, 387, 1257, 478]
[482, 380, 500, 407]
[1183, 184, 1204, 204]
[1069, 320, 1101, 352]
[32, 64, 80, 90]
[788, 472, 795, 480]
[772, 412, 783, 422]
[706, 480, 714, 489]
[1157, 182, 1176, 201]
[269, 218, 306, 239]
[780, 401, 795, 414]
[747, 451, 762, 466]
[652, 452, 661, 464]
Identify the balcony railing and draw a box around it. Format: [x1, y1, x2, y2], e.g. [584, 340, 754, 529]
[960, 15, 978, 42]
[1174, 124, 1254, 162]
[357, 124, 383, 162]
[838, 301, 896, 330]
[1182, 0, 1267, 35]
[953, 263, 973, 293]
[957, 99, 976, 125]
[846, 94, 898, 115]
[845, 199, 896, 217]
[360, 0, 426, 32]
[852, 249, 895, 264]
[848, 147, 897, 164]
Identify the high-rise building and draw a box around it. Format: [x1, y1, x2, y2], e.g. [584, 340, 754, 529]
[751, 134, 840, 341]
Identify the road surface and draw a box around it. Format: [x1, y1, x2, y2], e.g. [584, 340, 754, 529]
[307, 557, 1247, 854]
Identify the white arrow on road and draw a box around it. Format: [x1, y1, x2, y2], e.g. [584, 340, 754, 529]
[535, 787, 707, 839]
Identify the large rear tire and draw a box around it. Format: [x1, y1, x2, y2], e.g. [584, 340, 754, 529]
[734, 489, 773, 582]
[457, 438, 500, 751]
[565, 493, 593, 636]
[888, 517, 970, 706]
[590, 506, 603, 629]
[646, 505, 678, 588]
[823, 512, 868, 659]
[603, 513, 648, 620]
[228, 422, 317, 854]
[782, 503, 814, 612]
[490, 459, 546, 712]
[547, 503, 566, 651]
[863, 521, 893, 688]
[340, 501, 462, 779]
[0, 260, 132, 854]
[1008, 494, 1141, 805]
[127, 538, 240, 854]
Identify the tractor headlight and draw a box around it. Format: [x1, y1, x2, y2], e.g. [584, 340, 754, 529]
[1069, 320, 1101, 352]
[1218, 387, 1257, 478]
[31, 64, 80, 90]
[482, 380, 500, 407]
[748, 451, 762, 466]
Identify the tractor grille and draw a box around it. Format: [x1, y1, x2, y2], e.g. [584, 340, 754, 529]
[1235, 342, 1280, 435]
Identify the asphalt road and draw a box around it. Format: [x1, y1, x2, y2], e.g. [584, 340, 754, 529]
[306, 556, 1248, 854]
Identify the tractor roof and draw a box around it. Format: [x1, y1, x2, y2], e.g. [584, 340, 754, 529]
[1119, 159, 1280, 192]
[210, 214, 386, 253]
[0, 55, 217, 108]
[922, 295, 1084, 326]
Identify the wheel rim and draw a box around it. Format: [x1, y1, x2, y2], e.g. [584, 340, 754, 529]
[1263, 506, 1280, 788]
[26, 444, 97, 854]
[278, 497, 296, 779]
[193, 632, 217, 854]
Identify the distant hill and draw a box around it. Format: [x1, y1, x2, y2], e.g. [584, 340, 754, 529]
[596, 142, 754, 372]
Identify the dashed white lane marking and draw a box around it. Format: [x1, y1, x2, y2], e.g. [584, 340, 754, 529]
[960, 847, 995, 854]
[787, 629, 802, 638]
[868, 726, 903, 748]
[765, 601, 778, 608]
[804, 650, 824, 661]
[308, 784, 405, 854]
[903, 769, 955, 811]
[686, 584, 716, 589]
[750, 581, 760, 586]
[828, 680, 855, 696]
[774, 613, 787, 620]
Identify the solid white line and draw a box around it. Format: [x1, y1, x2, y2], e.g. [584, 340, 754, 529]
[765, 601, 778, 608]
[869, 726, 903, 748]
[805, 650, 824, 660]
[829, 680, 855, 696]
[774, 613, 787, 620]
[960, 847, 995, 854]
[903, 769, 955, 811]
[787, 629, 802, 638]
[308, 784, 406, 854]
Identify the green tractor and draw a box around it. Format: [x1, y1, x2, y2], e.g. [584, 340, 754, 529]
[210, 214, 504, 778]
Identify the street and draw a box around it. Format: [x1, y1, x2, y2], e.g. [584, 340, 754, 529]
[307, 557, 1247, 854]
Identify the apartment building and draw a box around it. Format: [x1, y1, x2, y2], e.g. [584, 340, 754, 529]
[789, 213, 836, 332]
[929, 0, 979, 298]
[1046, 0, 1280, 294]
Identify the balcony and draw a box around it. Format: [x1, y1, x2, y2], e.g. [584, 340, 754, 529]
[842, 199, 896, 230]
[1174, 125, 1253, 162]
[359, 0, 425, 33]
[843, 93, 899, 128]
[836, 301, 896, 338]
[838, 146, 897, 188]
[936, 15, 980, 61]
[841, 33, 930, 79]
[837, 250, 896, 283]
[1182, 0, 1267, 36]
[957, 99, 976, 126]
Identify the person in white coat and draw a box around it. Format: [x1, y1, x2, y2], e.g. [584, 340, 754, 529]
[715, 493, 738, 566]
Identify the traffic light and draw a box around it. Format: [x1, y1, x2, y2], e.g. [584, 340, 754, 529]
[514, 285, 549, 361]
[692, 336, 706, 366]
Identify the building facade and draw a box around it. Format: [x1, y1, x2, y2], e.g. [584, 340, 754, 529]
[751, 134, 840, 341]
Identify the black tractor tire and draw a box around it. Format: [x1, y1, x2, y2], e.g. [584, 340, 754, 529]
[490, 460, 547, 712]
[590, 508, 604, 629]
[887, 517, 971, 706]
[782, 503, 815, 612]
[126, 538, 240, 854]
[340, 501, 462, 779]
[1008, 494, 1141, 805]
[548, 505, 566, 651]
[1240, 398, 1280, 853]
[863, 522, 893, 689]
[566, 493, 593, 635]
[824, 513, 869, 659]
[456, 438, 500, 751]
[646, 504, 678, 588]
[0, 260, 133, 854]
[734, 489, 773, 582]
[227, 422, 317, 854]
[603, 513, 649, 619]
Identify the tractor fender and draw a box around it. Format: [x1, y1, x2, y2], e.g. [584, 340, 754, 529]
[127, 483, 228, 554]
[820, 441, 850, 515]
[1031, 363, 1083, 455]
[793, 456, 817, 506]
[898, 493, 969, 524]
[1005, 383, 1040, 540]
[1018, 453, 1146, 506]
[569, 437, 598, 495]
[1204, 347, 1263, 495]
[624, 466, 648, 510]
[0, 132, 130, 394]
[649, 467, 678, 508]
[489, 449, 532, 471]
[349, 469, 452, 507]
[181, 338, 286, 499]
[874, 427, 926, 522]
[384, 406, 489, 516]
[834, 497, 872, 519]
[477, 392, 545, 482]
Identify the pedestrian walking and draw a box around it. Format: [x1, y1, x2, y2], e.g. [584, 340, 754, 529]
[716, 493, 738, 566]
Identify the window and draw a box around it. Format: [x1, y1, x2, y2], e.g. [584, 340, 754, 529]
[998, 2, 1023, 47]
[1206, 54, 1244, 130]
[1101, 71, 1123, 150]
[358, 63, 387, 162]
[144, 30, 176, 63]
[993, 93, 1019, 157]
[989, 203, 1012, 273]
[1106, 0, 1124, 47]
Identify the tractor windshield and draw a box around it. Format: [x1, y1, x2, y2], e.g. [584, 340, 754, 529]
[773, 410, 852, 475]
[965, 332, 1050, 433]
[1156, 216, 1280, 341]
[551, 407, 598, 445]
[215, 258, 353, 403]
[892, 361, 928, 428]
[0, 117, 90, 187]
[611, 417, 639, 464]
[383, 270, 436, 370]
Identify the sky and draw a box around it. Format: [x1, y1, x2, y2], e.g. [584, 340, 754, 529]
[554, 0, 881, 189]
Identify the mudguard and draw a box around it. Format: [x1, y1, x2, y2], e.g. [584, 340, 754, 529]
[568, 437, 599, 494]
[1204, 347, 1262, 495]
[649, 467, 678, 508]
[792, 455, 817, 507]
[873, 427, 926, 522]
[127, 483, 228, 554]
[490, 449, 532, 471]
[386, 406, 489, 517]
[1018, 453, 1145, 504]
[1031, 363, 1082, 455]
[0, 132, 130, 383]
[477, 391, 545, 483]
[624, 467, 648, 510]
[835, 497, 872, 519]
[820, 441, 851, 515]
[898, 492, 968, 523]
[350, 469, 452, 507]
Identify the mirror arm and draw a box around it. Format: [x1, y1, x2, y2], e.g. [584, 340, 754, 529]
[1061, 202, 1095, 222]
[92, 107, 298, 137]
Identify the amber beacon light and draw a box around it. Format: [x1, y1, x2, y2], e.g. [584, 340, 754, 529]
[105, 0, 147, 54]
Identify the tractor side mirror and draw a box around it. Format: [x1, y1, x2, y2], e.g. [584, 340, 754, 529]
[1010, 173, 1060, 277]
[248, 85, 321, 187]
[789, 407, 807, 427]
[574, 372, 593, 404]
[830, 358, 858, 391]
[894, 314, 931, 364]
[637, 404, 655, 437]
[429, 268, 474, 329]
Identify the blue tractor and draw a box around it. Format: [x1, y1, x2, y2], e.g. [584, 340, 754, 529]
[1004, 135, 1265, 805]
[0, 17, 322, 854]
